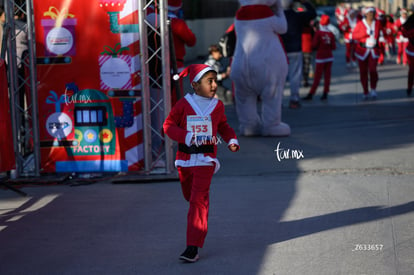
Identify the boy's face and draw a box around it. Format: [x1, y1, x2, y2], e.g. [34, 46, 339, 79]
[192, 71, 218, 99]
[212, 51, 222, 61]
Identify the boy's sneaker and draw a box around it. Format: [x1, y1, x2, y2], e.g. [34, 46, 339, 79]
[179, 246, 199, 263]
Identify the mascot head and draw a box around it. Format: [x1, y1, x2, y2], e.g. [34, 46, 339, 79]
[281, 0, 293, 9]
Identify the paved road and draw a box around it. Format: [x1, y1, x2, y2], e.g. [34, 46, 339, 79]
[0, 44, 413, 275]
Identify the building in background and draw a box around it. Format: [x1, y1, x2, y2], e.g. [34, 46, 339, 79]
[374, 0, 411, 15]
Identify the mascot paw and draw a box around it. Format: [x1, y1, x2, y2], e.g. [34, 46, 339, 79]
[239, 125, 262, 137]
[262, 122, 291, 137]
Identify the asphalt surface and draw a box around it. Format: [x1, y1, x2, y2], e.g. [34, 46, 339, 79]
[1, 44, 414, 275]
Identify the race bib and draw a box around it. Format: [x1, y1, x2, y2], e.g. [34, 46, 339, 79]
[187, 115, 213, 142]
[365, 37, 376, 48]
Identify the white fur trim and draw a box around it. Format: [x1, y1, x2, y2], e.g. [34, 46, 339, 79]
[315, 57, 334, 63]
[184, 93, 218, 117]
[192, 67, 214, 83]
[168, 5, 181, 11]
[175, 155, 220, 173]
[228, 138, 239, 146]
[406, 48, 414, 57]
[364, 7, 375, 14]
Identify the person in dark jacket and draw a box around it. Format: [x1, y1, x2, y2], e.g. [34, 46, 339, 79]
[280, 0, 316, 109]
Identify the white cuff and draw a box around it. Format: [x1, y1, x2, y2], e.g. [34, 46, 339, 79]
[228, 138, 239, 146]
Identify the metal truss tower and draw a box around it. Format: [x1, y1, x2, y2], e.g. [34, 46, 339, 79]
[4, 0, 40, 177]
[138, 0, 174, 175]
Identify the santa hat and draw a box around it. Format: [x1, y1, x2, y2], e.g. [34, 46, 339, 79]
[173, 64, 216, 83]
[401, 8, 408, 14]
[348, 9, 357, 16]
[168, 0, 182, 11]
[376, 8, 385, 16]
[364, 6, 375, 15]
[320, 14, 330, 26]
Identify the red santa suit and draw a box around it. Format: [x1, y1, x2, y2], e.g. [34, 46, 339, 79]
[164, 65, 239, 248]
[402, 22, 414, 95]
[170, 21, 196, 71]
[308, 16, 336, 97]
[406, 42, 414, 94]
[384, 17, 396, 56]
[375, 9, 387, 65]
[147, 0, 196, 105]
[335, 4, 348, 26]
[395, 11, 409, 65]
[302, 23, 314, 86]
[169, 0, 196, 105]
[352, 11, 383, 97]
[170, 12, 197, 103]
[340, 10, 358, 65]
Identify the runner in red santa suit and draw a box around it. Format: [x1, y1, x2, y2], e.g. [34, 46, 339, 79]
[147, 0, 196, 105]
[167, 0, 196, 73]
[168, 0, 196, 104]
[352, 7, 384, 100]
[335, 2, 349, 26]
[340, 8, 359, 67]
[303, 14, 336, 101]
[394, 8, 409, 65]
[401, 13, 414, 96]
[376, 9, 387, 65]
[164, 64, 239, 262]
[384, 14, 396, 58]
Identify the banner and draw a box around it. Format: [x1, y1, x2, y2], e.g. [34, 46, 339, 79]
[34, 0, 144, 173]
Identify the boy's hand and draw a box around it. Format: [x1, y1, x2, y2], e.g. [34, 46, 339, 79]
[228, 144, 239, 152]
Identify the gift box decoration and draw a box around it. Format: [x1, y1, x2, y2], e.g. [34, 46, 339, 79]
[41, 7, 77, 56]
[100, 43, 132, 90]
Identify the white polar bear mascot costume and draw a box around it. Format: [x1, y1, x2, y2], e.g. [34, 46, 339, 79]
[230, 0, 291, 136]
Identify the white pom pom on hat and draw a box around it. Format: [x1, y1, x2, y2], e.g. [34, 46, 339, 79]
[173, 64, 216, 83]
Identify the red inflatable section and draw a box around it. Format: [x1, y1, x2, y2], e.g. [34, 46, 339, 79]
[0, 58, 16, 172]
